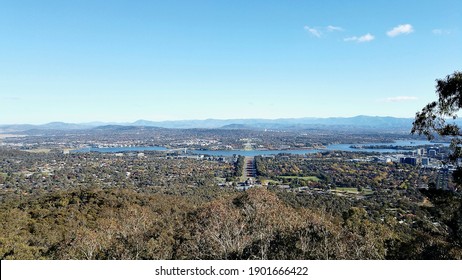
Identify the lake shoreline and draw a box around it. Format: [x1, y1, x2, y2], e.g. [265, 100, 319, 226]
[72, 140, 448, 156]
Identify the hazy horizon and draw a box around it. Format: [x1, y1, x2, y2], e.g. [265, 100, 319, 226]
[0, 114, 418, 126]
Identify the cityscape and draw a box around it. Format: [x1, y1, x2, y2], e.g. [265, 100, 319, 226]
[1, 0, 461, 266]
[1, 115, 462, 260]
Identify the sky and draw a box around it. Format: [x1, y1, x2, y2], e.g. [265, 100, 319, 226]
[0, 0, 461, 124]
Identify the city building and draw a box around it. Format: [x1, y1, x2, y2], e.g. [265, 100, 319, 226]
[421, 157, 430, 166]
[400, 157, 418, 166]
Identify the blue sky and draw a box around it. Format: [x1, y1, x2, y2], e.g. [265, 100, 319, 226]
[0, 0, 461, 124]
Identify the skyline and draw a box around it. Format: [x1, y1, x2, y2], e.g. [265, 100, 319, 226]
[0, 115, 419, 127]
[1, 0, 461, 124]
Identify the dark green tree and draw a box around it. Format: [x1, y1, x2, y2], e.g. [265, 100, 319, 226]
[412, 71, 462, 184]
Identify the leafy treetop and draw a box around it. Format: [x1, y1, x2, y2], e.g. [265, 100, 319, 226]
[412, 71, 462, 183]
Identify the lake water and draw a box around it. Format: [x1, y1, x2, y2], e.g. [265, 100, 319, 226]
[73, 140, 447, 156]
[75, 146, 168, 153]
[193, 140, 445, 156]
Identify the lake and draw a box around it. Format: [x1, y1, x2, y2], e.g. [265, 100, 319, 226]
[193, 140, 445, 156]
[73, 140, 446, 156]
[74, 146, 168, 153]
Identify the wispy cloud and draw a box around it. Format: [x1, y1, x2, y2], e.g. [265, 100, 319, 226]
[387, 24, 414, 37]
[382, 96, 418, 103]
[344, 33, 375, 43]
[304, 25, 344, 37]
[432, 28, 451, 35]
[304, 26, 322, 37]
[327, 25, 343, 32]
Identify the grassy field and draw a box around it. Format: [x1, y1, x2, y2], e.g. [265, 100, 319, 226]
[261, 179, 280, 185]
[331, 187, 374, 195]
[23, 149, 52, 153]
[278, 176, 321, 182]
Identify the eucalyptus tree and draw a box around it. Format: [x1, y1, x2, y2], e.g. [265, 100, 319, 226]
[412, 71, 462, 184]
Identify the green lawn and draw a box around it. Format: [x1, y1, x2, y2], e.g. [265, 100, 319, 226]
[332, 187, 374, 195]
[278, 176, 321, 182]
[261, 179, 280, 184]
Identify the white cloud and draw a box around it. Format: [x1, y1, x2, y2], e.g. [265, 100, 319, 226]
[383, 96, 418, 102]
[327, 25, 343, 32]
[344, 33, 375, 43]
[387, 24, 414, 37]
[304, 25, 344, 37]
[304, 26, 322, 37]
[357, 33, 374, 42]
[433, 29, 451, 35]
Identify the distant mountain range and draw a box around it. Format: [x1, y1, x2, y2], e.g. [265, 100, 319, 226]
[132, 115, 417, 130]
[0, 116, 424, 133]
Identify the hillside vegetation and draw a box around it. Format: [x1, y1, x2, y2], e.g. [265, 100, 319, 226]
[1, 186, 461, 260]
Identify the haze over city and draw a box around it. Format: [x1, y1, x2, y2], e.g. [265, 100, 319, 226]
[1, 0, 460, 124]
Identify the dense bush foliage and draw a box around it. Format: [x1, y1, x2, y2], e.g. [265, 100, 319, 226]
[1, 186, 461, 260]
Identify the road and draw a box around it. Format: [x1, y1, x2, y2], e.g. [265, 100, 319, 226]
[241, 156, 256, 181]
